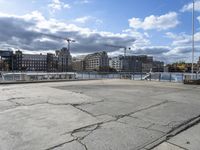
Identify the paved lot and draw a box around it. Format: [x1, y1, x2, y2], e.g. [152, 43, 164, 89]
[0, 79, 200, 150]
[153, 122, 200, 150]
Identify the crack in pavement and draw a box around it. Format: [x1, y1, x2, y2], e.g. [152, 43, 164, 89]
[71, 123, 101, 140]
[113, 100, 171, 121]
[77, 140, 88, 150]
[44, 139, 76, 150]
[46, 104, 200, 150]
[138, 115, 200, 150]
[71, 105, 97, 118]
[166, 141, 189, 150]
[1, 98, 104, 113]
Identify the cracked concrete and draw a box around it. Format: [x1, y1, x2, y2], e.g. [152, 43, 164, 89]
[0, 79, 200, 150]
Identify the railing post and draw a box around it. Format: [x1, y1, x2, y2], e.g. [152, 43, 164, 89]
[159, 73, 161, 82]
[169, 73, 172, 82]
[150, 73, 151, 81]
[196, 73, 198, 80]
[182, 73, 184, 83]
[12, 73, 14, 81]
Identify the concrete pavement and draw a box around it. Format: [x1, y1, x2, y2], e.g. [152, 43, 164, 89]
[0, 79, 200, 150]
[153, 122, 200, 150]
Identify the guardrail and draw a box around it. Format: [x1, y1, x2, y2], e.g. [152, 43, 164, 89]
[76, 72, 200, 83]
[1, 72, 199, 83]
[0, 72, 76, 82]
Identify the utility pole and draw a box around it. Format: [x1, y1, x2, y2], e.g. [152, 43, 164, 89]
[192, 0, 195, 74]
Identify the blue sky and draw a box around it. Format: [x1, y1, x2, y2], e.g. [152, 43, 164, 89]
[0, 0, 200, 63]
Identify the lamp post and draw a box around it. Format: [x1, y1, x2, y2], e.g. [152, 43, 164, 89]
[191, 0, 195, 74]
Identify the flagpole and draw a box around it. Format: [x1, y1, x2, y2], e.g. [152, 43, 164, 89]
[191, 0, 195, 74]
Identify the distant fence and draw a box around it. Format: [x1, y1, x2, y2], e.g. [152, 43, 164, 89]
[76, 72, 200, 83]
[0, 71, 200, 83]
[0, 72, 76, 82]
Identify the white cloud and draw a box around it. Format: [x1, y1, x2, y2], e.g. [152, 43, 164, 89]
[0, 11, 136, 54]
[74, 16, 92, 23]
[74, 0, 91, 4]
[129, 12, 179, 31]
[198, 16, 200, 23]
[74, 16, 103, 25]
[130, 46, 170, 55]
[164, 31, 200, 63]
[79, 0, 90, 4]
[181, 0, 200, 12]
[63, 4, 70, 9]
[165, 32, 200, 47]
[1, 11, 195, 63]
[48, 0, 70, 13]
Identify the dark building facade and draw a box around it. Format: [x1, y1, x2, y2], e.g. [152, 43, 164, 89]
[197, 57, 200, 72]
[56, 48, 72, 72]
[84, 51, 109, 71]
[72, 56, 86, 72]
[0, 50, 14, 71]
[109, 55, 164, 73]
[47, 53, 58, 72]
[0, 48, 72, 72]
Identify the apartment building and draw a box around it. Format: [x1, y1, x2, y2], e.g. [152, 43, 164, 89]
[197, 57, 200, 72]
[84, 51, 109, 71]
[0, 50, 13, 71]
[13, 47, 72, 72]
[72, 55, 86, 72]
[109, 55, 164, 73]
[56, 47, 72, 72]
[13, 50, 47, 71]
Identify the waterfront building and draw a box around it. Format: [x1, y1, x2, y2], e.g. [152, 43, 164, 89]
[56, 48, 72, 72]
[14, 51, 47, 71]
[167, 62, 198, 73]
[0, 50, 13, 71]
[109, 55, 162, 73]
[84, 51, 109, 71]
[197, 57, 200, 72]
[152, 61, 164, 72]
[11, 47, 72, 72]
[109, 56, 124, 72]
[72, 55, 86, 72]
[47, 53, 58, 72]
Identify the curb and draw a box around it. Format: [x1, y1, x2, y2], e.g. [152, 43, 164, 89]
[140, 115, 200, 150]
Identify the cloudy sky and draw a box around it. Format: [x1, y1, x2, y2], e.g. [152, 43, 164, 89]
[0, 0, 200, 63]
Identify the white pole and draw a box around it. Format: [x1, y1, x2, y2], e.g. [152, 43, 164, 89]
[192, 0, 195, 75]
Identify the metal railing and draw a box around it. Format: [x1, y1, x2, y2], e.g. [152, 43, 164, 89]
[76, 72, 200, 83]
[0, 72, 76, 82]
[1, 71, 199, 83]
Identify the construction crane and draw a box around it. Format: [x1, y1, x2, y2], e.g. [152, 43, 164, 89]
[42, 34, 76, 51]
[65, 38, 76, 51]
[104, 44, 131, 57]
